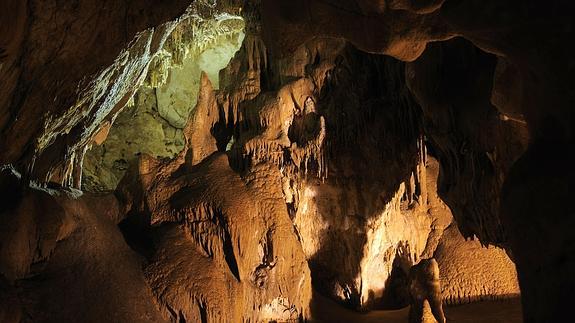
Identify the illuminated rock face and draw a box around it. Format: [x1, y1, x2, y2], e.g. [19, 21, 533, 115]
[436, 225, 520, 305]
[294, 154, 515, 310]
[114, 70, 313, 320]
[82, 88, 186, 192]
[2, 7, 521, 321]
[155, 34, 245, 129]
[82, 14, 244, 192]
[260, 3, 573, 319]
[294, 162, 435, 309]
[119, 152, 313, 322]
[218, 36, 518, 312]
[2, 1, 573, 322]
[0, 0, 196, 187]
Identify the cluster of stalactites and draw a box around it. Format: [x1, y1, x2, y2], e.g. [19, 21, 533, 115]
[239, 113, 328, 182]
[145, 6, 245, 88]
[403, 137, 428, 208]
[245, 35, 267, 71]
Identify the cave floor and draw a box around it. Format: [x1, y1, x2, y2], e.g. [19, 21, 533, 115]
[310, 293, 523, 322]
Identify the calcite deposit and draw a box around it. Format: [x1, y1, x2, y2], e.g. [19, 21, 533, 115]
[1, 0, 573, 322]
[435, 225, 520, 305]
[83, 11, 245, 192]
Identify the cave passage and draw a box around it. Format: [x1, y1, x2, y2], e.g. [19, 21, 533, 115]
[1, 0, 573, 322]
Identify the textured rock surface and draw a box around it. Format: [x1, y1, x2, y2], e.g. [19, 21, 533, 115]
[112, 21, 519, 320]
[294, 155, 435, 310]
[150, 13, 245, 128]
[137, 155, 312, 322]
[406, 38, 528, 247]
[115, 88, 313, 321]
[217, 34, 517, 313]
[0, 167, 165, 323]
[435, 225, 520, 305]
[82, 89, 185, 191]
[218, 37, 426, 310]
[261, 1, 574, 320]
[82, 11, 244, 192]
[0, 0, 196, 186]
[2, 0, 574, 321]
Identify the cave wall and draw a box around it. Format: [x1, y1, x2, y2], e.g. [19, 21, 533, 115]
[117, 152, 313, 322]
[406, 38, 528, 247]
[2, 0, 573, 321]
[260, 1, 574, 320]
[435, 224, 520, 305]
[111, 39, 317, 318]
[282, 42, 431, 310]
[216, 32, 519, 312]
[0, 166, 165, 322]
[258, 0, 550, 248]
[82, 89, 185, 192]
[0, 0, 196, 187]
[0, 0, 248, 187]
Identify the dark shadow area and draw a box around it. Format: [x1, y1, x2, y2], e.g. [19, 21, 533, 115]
[377, 259, 410, 310]
[407, 37, 527, 247]
[118, 210, 156, 260]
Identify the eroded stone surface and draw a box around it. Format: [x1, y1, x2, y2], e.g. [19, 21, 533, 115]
[115, 113, 312, 321]
[0, 167, 164, 323]
[82, 11, 244, 192]
[5, 1, 573, 321]
[435, 225, 520, 305]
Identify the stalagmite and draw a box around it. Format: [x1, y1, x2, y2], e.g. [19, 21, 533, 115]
[408, 258, 446, 323]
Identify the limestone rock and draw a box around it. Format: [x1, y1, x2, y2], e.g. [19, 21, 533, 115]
[408, 258, 445, 323]
[0, 0, 194, 186]
[155, 26, 245, 129]
[82, 88, 185, 192]
[0, 167, 164, 323]
[82, 11, 244, 192]
[117, 151, 312, 322]
[6, 1, 574, 321]
[406, 38, 528, 246]
[435, 225, 520, 305]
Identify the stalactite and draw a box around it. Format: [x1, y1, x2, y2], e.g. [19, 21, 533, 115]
[143, 7, 245, 89]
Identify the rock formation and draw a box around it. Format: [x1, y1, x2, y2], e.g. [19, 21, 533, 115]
[0, 166, 164, 322]
[408, 258, 445, 323]
[1, 0, 573, 322]
[113, 70, 313, 321]
[435, 225, 520, 305]
[83, 11, 245, 192]
[261, 1, 573, 320]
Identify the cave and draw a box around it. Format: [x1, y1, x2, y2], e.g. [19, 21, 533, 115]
[0, 0, 573, 322]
